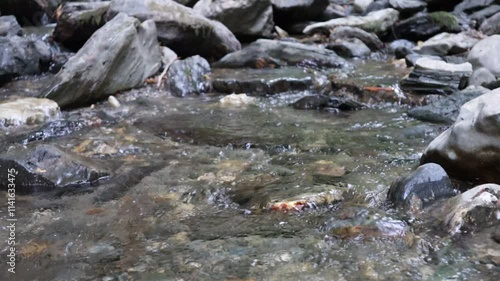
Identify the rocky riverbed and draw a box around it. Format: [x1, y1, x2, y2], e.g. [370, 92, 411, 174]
[1, 0, 500, 280]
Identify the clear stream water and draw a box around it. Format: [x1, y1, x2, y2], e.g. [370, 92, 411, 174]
[1, 61, 499, 281]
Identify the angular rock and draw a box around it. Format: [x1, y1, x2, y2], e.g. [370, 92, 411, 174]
[41, 13, 161, 109]
[408, 86, 490, 124]
[414, 31, 482, 56]
[107, 0, 241, 60]
[421, 88, 500, 183]
[0, 144, 110, 194]
[404, 53, 441, 67]
[400, 58, 472, 95]
[167, 55, 211, 97]
[388, 163, 457, 211]
[0, 15, 23, 36]
[480, 13, 500, 36]
[388, 0, 426, 18]
[271, 0, 329, 27]
[327, 38, 371, 58]
[435, 184, 500, 235]
[393, 12, 461, 42]
[0, 36, 52, 84]
[212, 39, 351, 69]
[470, 5, 500, 22]
[292, 95, 363, 111]
[454, 0, 496, 14]
[329, 26, 383, 51]
[210, 67, 330, 96]
[0, 0, 62, 26]
[304, 8, 399, 35]
[468, 35, 500, 77]
[469, 67, 496, 87]
[0, 98, 60, 127]
[52, 1, 110, 51]
[193, 0, 274, 39]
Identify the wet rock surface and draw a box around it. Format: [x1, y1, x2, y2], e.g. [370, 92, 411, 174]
[292, 95, 363, 111]
[213, 39, 351, 69]
[388, 163, 457, 211]
[167, 55, 211, 97]
[52, 1, 110, 51]
[421, 88, 500, 184]
[107, 0, 241, 60]
[210, 67, 329, 96]
[193, 0, 274, 39]
[41, 13, 161, 108]
[0, 144, 110, 194]
[0, 98, 60, 127]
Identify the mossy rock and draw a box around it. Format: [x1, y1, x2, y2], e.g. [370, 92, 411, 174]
[429, 12, 459, 30]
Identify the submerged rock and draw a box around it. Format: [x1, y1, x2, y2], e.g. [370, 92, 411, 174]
[388, 163, 457, 211]
[0, 16, 23, 36]
[53, 1, 110, 51]
[408, 86, 490, 124]
[400, 58, 472, 95]
[414, 31, 482, 56]
[107, 0, 241, 60]
[41, 13, 161, 108]
[210, 67, 329, 96]
[268, 189, 343, 212]
[212, 39, 351, 69]
[467, 35, 500, 77]
[167, 55, 211, 97]
[0, 98, 60, 127]
[292, 95, 363, 111]
[193, 0, 274, 39]
[421, 88, 500, 183]
[303, 8, 399, 36]
[219, 93, 257, 106]
[394, 12, 460, 41]
[0, 144, 110, 194]
[0, 36, 52, 84]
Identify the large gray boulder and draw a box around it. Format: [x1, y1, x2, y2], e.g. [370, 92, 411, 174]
[421, 88, 500, 184]
[107, 0, 241, 60]
[0, 16, 22, 36]
[0, 36, 52, 84]
[193, 0, 274, 39]
[52, 1, 111, 51]
[212, 39, 351, 69]
[468, 35, 500, 77]
[41, 13, 161, 109]
[303, 8, 399, 35]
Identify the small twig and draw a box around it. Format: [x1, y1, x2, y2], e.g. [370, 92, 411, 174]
[156, 57, 178, 89]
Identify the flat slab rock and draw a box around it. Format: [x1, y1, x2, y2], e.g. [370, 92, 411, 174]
[209, 67, 330, 96]
[212, 39, 351, 69]
[0, 98, 60, 127]
[0, 144, 110, 194]
[400, 58, 472, 95]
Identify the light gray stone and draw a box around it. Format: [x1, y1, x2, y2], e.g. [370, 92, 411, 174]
[0, 98, 60, 127]
[468, 35, 500, 77]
